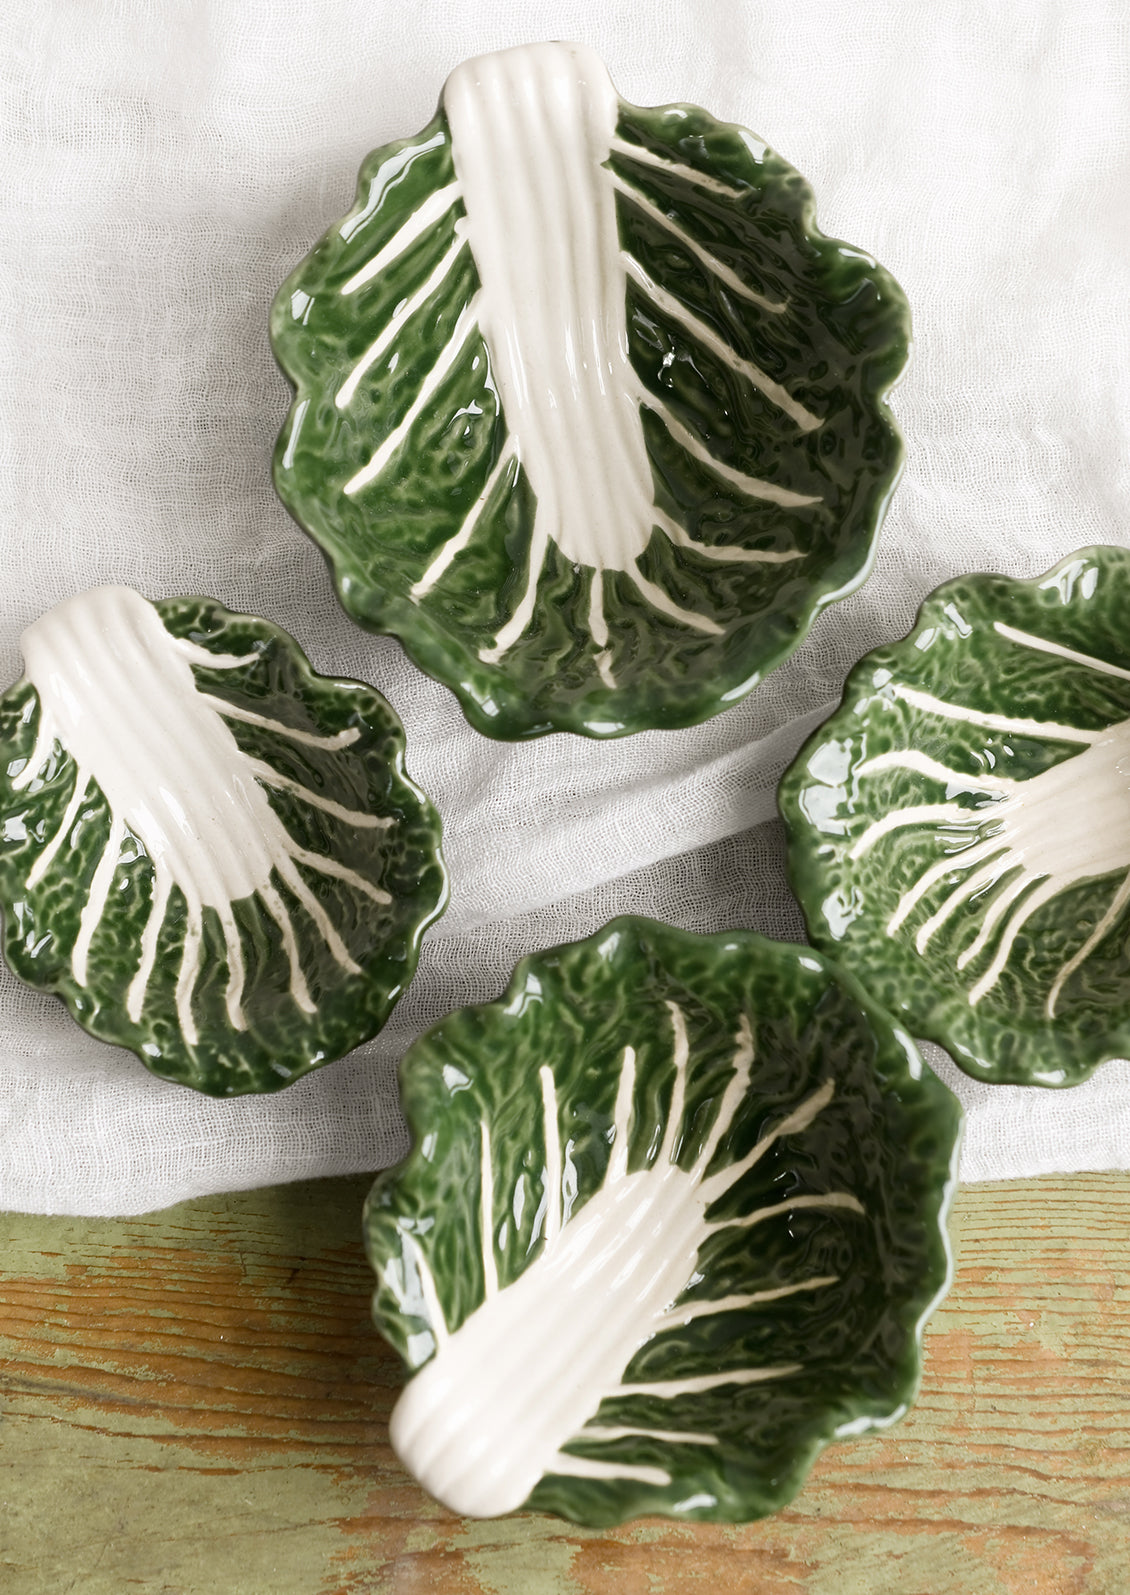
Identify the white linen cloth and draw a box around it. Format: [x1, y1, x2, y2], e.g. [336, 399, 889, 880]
[1, 1, 1128, 1214]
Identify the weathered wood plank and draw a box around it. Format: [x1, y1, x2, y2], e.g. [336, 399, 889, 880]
[1, 1173, 1128, 1595]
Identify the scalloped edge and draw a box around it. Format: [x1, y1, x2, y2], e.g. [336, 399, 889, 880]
[270, 51, 911, 741]
[364, 915, 960, 1524]
[0, 592, 449, 1095]
[780, 543, 1130, 1088]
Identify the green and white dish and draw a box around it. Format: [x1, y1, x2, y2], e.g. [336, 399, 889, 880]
[0, 586, 447, 1095]
[780, 545, 1130, 1087]
[271, 41, 910, 740]
[364, 916, 959, 1526]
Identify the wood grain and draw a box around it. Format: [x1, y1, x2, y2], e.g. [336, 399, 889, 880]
[2, 1173, 1129, 1595]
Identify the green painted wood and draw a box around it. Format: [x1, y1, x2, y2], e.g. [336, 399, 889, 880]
[2, 1173, 1129, 1594]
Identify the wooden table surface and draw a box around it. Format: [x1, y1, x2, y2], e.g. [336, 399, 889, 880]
[2, 1171, 1128, 1595]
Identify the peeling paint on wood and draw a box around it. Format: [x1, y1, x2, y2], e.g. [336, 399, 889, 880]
[2, 1174, 1129, 1594]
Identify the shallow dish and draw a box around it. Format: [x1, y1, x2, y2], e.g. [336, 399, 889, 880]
[364, 915, 959, 1526]
[271, 41, 910, 740]
[780, 545, 1130, 1086]
[0, 586, 447, 1094]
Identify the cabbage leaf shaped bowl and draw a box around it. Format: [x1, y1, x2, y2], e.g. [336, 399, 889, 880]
[780, 546, 1130, 1087]
[0, 586, 447, 1095]
[271, 41, 910, 739]
[364, 916, 959, 1526]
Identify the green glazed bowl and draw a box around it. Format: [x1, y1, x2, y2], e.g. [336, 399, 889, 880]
[364, 916, 960, 1526]
[0, 585, 447, 1095]
[780, 545, 1130, 1087]
[271, 41, 910, 740]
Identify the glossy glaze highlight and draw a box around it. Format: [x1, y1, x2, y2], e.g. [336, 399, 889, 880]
[365, 917, 960, 1525]
[781, 545, 1130, 1087]
[271, 42, 910, 739]
[0, 589, 447, 1094]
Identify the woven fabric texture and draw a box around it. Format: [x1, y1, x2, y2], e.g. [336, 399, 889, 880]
[1, 0, 1128, 1213]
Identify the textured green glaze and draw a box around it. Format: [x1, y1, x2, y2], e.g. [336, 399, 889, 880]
[270, 51, 909, 740]
[780, 545, 1130, 1087]
[364, 917, 959, 1526]
[0, 594, 447, 1095]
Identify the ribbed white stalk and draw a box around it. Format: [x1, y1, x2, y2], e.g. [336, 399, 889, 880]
[16, 587, 389, 1040]
[338, 42, 824, 664]
[445, 43, 654, 575]
[386, 1006, 849, 1517]
[851, 625, 1130, 1015]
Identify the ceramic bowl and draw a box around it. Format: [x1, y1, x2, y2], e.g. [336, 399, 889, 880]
[364, 916, 960, 1526]
[0, 586, 447, 1094]
[271, 41, 910, 740]
[780, 544, 1130, 1086]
